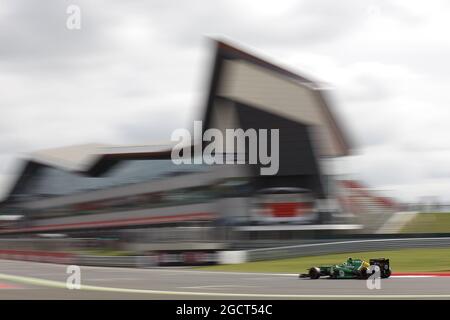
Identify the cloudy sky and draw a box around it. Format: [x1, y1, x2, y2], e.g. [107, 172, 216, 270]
[1, 0, 450, 203]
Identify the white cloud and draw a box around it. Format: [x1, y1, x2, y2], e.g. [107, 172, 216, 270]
[1, 0, 450, 202]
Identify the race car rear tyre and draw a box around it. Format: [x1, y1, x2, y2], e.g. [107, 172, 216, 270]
[381, 269, 392, 279]
[359, 267, 370, 280]
[309, 267, 321, 279]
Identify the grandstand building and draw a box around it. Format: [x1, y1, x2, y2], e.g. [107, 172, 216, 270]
[0, 40, 394, 259]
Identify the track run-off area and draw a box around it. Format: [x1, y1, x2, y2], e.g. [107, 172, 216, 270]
[0, 259, 450, 299]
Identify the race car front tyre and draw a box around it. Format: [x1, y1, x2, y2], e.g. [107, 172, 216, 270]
[309, 267, 321, 279]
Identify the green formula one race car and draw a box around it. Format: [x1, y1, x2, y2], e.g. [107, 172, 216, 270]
[299, 258, 392, 279]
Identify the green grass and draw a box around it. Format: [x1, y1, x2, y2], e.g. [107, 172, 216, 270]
[197, 248, 450, 273]
[401, 212, 450, 233]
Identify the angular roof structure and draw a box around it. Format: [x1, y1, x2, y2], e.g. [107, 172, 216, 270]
[203, 40, 351, 157]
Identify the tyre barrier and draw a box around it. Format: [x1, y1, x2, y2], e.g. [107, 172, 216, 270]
[0, 250, 157, 268]
[0, 249, 76, 265]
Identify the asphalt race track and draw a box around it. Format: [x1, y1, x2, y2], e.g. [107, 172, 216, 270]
[0, 259, 450, 299]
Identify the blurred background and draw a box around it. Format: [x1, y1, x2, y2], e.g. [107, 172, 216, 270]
[1, 0, 450, 270]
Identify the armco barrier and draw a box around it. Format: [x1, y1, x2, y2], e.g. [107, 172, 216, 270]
[246, 237, 450, 261]
[2, 237, 450, 266]
[75, 255, 157, 268]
